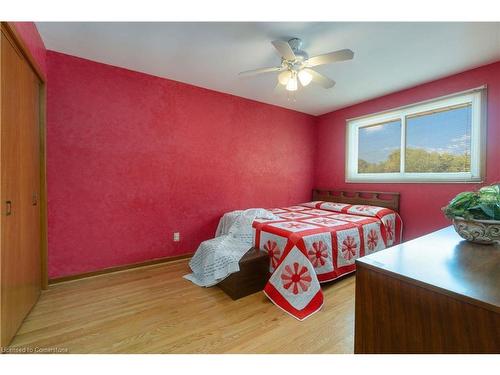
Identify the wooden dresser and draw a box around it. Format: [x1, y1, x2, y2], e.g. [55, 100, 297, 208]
[354, 226, 499, 354]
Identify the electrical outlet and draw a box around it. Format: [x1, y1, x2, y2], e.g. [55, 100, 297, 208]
[173, 232, 180, 242]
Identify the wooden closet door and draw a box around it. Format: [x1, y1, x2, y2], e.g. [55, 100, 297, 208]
[19, 41, 41, 314]
[0, 30, 41, 347]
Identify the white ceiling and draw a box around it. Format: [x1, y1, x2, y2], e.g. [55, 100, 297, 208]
[36, 22, 500, 116]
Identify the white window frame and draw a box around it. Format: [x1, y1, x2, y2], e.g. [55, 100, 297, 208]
[346, 87, 487, 183]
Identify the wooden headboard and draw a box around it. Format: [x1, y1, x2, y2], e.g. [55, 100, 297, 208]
[312, 189, 400, 212]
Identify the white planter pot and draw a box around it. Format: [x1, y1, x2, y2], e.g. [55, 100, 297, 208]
[452, 217, 500, 244]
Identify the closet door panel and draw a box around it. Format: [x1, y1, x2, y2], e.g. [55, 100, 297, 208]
[0, 31, 23, 346]
[19, 57, 41, 308]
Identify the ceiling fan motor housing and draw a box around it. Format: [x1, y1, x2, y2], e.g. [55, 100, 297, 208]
[287, 38, 309, 62]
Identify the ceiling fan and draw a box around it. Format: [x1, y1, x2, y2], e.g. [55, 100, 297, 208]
[239, 38, 354, 93]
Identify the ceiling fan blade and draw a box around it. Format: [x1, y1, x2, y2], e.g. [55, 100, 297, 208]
[238, 66, 282, 77]
[305, 68, 336, 89]
[271, 40, 296, 60]
[306, 49, 354, 67]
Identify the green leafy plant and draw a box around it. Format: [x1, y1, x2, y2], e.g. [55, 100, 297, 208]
[443, 183, 500, 220]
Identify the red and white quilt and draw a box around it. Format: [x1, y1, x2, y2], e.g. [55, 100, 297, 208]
[252, 201, 402, 320]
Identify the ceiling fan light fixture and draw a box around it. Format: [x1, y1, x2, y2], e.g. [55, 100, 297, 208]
[285, 75, 298, 91]
[278, 70, 292, 85]
[298, 69, 312, 86]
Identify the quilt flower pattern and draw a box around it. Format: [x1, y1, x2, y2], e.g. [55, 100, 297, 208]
[281, 262, 312, 295]
[264, 240, 281, 269]
[367, 229, 379, 250]
[308, 241, 329, 267]
[341, 236, 357, 260]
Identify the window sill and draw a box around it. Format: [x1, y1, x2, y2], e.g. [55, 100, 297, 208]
[345, 177, 484, 184]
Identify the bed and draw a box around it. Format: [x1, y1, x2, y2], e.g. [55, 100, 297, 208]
[252, 189, 402, 320]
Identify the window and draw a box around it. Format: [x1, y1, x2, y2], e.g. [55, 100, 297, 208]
[358, 120, 401, 173]
[346, 88, 486, 182]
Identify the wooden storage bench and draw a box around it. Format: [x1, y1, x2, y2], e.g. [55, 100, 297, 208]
[218, 248, 269, 300]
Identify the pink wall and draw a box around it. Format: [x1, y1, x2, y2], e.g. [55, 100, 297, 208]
[315, 61, 500, 240]
[46, 51, 316, 278]
[11, 22, 47, 78]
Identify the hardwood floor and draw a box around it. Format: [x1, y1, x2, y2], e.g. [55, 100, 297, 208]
[8, 260, 355, 353]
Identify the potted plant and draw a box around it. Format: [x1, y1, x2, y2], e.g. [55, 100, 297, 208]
[443, 183, 500, 244]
